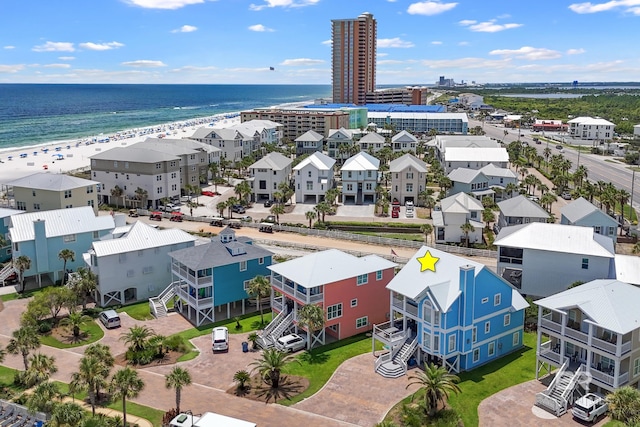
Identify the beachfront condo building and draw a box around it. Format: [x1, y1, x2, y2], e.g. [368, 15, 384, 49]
[4, 172, 99, 214]
[240, 109, 350, 141]
[332, 12, 376, 105]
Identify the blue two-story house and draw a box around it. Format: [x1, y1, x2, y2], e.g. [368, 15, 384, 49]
[165, 227, 273, 326]
[8, 206, 115, 288]
[373, 246, 528, 377]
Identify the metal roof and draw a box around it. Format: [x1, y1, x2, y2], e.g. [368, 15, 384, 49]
[391, 130, 418, 143]
[535, 279, 640, 334]
[9, 206, 115, 243]
[90, 147, 179, 163]
[0, 208, 23, 219]
[614, 254, 640, 286]
[293, 151, 335, 171]
[249, 152, 292, 171]
[389, 153, 427, 173]
[294, 130, 324, 142]
[444, 147, 509, 162]
[479, 164, 517, 179]
[560, 197, 618, 226]
[498, 195, 550, 219]
[267, 249, 396, 289]
[494, 222, 615, 258]
[168, 235, 272, 270]
[91, 221, 196, 257]
[440, 192, 483, 214]
[341, 152, 380, 171]
[367, 112, 469, 121]
[358, 132, 385, 143]
[447, 168, 484, 183]
[5, 172, 99, 191]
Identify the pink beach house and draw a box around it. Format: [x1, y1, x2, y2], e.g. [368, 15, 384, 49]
[260, 249, 396, 349]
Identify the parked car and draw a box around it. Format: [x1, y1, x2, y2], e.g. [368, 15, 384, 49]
[556, 145, 563, 150]
[276, 334, 306, 353]
[261, 215, 277, 224]
[170, 212, 183, 222]
[161, 203, 180, 213]
[231, 204, 245, 214]
[209, 217, 225, 227]
[391, 210, 399, 218]
[128, 209, 139, 217]
[201, 190, 217, 197]
[571, 393, 608, 423]
[240, 215, 252, 222]
[150, 211, 163, 221]
[263, 200, 273, 207]
[561, 192, 572, 200]
[211, 327, 229, 352]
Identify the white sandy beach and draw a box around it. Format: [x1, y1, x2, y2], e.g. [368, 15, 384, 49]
[0, 114, 242, 184]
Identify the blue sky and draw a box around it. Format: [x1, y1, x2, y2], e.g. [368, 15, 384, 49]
[1, 0, 639, 85]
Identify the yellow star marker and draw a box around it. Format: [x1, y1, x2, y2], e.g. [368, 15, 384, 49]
[417, 250, 439, 272]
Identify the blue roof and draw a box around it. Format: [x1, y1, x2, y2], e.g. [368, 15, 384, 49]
[303, 103, 445, 113]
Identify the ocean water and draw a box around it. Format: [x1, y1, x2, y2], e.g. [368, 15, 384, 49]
[0, 84, 331, 151]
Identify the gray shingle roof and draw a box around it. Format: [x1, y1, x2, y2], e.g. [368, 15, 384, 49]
[250, 152, 292, 170]
[498, 195, 550, 219]
[90, 147, 179, 163]
[447, 168, 483, 183]
[295, 130, 324, 142]
[389, 153, 427, 173]
[293, 151, 335, 171]
[5, 172, 99, 190]
[168, 236, 272, 270]
[358, 132, 385, 143]
[560, 197, 617, 226]
[391, 130, 418, 143]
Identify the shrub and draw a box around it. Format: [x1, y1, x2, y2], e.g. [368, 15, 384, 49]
[164, 335, 188, 353]
[38, 321, 52, 334]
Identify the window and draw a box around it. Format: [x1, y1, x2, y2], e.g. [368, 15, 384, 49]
[473, 348, 480, 363]
[138, 250, 144, 257]
[34, 203, 41, 210]
[351, 298, 358, 307]
[243, 280, 251, 291]
[504, 313, 511, 326]
[406, 183, 413, 192]
[488, 341, 495, 356]
[356, 316, 368, 328]
[32, 190, 36, 197]
[423, 332, 431, 350]
[86, 186, 94, 194]
[64, 190, 72, 199]
[406, 172, 413, 179]
[485, 321, 490, 334]
[92, 231, 99, 239]
[258, 257, 264, 265]
[143, 266, 153, 275]
[65, 204, 73, 209]
[63, 234, 76, 243]
[472, 327, 477, 343]
[239, 261, 247, 271]
[306, 181, 313, 190]
[127, 270, 134, 277]
[119, 253, 127, 263]
[634, 358, 640, 376]
[356, 274, 368, 285]
[327, 303, 342, 320]
[376, 270, 383, 280]
[156, 175, 162, 181]
[513, 332, 520, 346]
[481, 297, 488, 304]
[582, 258, 589, 269]
[114, 161, 118, 168]
[448, 334, 456, 352]
[494, 293, 501, 306]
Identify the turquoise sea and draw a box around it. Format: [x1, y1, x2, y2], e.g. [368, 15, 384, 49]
[0, 84, 332, 151]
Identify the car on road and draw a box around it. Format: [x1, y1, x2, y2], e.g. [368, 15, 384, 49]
[556, 145, 563, 150]
[263, 200, 273, 207]
[276, 334, 307, 353]
[240, 215, 252, 222]
[261, 215, 277, 223]
[159, 203, 180, 212]
[209, 217, 225, 227]
[561, 192, 572, 200]
[231, 204, 245, 214]
[571, 393, 607, 423]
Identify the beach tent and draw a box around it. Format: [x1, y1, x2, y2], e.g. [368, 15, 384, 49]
[51, 153, 64, 160]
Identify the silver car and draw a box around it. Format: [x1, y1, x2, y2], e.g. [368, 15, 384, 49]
[572, 393, 607, 423]
[276, 334, 306, 353]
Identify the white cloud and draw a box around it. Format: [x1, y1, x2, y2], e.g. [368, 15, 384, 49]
[170, 65, 218, 72]
[280, 58, 324, 66]
[431, 41, 443, 45]
[248, 24, 274, 32]
[4, 46, 15, 50]
[58, 56, 75, 61]
[378, 52, 389, 57]
[407, 1, 457, 15]
[378, 37, 415, 48]
[566, 48, 586, 55]
[224, 67, 274, 72]
[568, 0, 640, 14]
[121, 60, 167, 67]
[321, 39, 332, 45]
[420, 57, 512, 70]
[0, 64, 24, 73]
[172, 25, 198, 33]
[123, 0, 205, 10]
[249, 0, 319, 11]
[377, 59, 406, 65]
[489, 46, 562, 60]
[79, 42, 124, 51]
[44, 63, 72, 69]
[458, 41, 469, 46]
[460, 19, 523, 32]
[32, 41, 75, 52]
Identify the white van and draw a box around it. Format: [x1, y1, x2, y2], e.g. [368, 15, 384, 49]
[212, 327, 229, 352]
[99, 310, 121, 329]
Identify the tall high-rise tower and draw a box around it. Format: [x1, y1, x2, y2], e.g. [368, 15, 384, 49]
[331, 12, 376, 105]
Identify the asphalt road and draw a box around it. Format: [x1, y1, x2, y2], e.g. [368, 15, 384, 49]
[471, 119, 640, 213]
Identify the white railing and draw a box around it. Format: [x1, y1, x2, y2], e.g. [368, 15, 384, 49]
[592, 336, 617, 354]
[375, 351, 392, 372]
[590, 369, 614, 387]
[373, 321, 407, 345]
[536, 359, 569, 416]
[561, 364, 585, 404]
[622, 340, 632, 355]
[270, 276, 323, 305]
[565, 327, 588, 343]
[540, 317, 562, 333]
[539, 348, 563, 365]
[535, 394, 563, 416]
[619, 371, 629, 386]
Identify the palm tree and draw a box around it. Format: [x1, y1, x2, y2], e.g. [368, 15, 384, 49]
[72, 354, 110, 416]
[406, 362, 461, 417]
[314, 201, 332, 222]
[84, 344, 114, 403]
[59, 312, 93, 341]
[423, 196, 436, 219]
[420, 224, 433, 244]
[270, 203, 285, 223]
[58, 249, 75, 284]
[234, 180, 251, 204]
[110, 185, 124, 208]
[24, 352, 58, 386]
[226, 197, 240, 218]
[50, 401, 85, 427]
[109, 367, 145, 427]
[68, 266, 98, 310]
[482, 208, 495, 230]
[246, 275, 271, 325]
[26, 381, 60, 414]
[606, 386, 640, 425]
[7, 325, 41, 370]
[249, 348, 298, 390]
[165, 366, 192, 414]
[134, 187, 148, 208]
[296, 304, 325, 350]
[305, 210, 317, 228]
[618, 189, 630, 235]
[215, 201, 226, 217]
[233, 370, 251, 394]
[120, 325, 155, 353]
[504, 182, 518, 199]
[460, 221, 475, 248]
[14, 255, 31, 293]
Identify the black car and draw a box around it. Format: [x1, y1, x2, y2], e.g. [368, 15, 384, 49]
[556, 145, 563, 150]
[263, 200, 273, 207]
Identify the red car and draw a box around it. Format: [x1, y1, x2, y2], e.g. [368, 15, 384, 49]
[201, 190, 216, 197]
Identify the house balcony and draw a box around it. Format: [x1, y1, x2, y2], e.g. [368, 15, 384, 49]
[372, 320, 408, 347]
[172, 264, 211, 286]
[538, 341, 564, 366]
[271, 274, 323, 305]
[589, 367, 629, 389]
[174, 283, 213, 310]
[392, 295, 418, 317]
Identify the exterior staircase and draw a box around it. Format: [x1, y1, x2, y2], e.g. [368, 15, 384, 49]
[149, 282, 177, 318]
[0, 263, 17, 286]
[375, 335, 418, 378]
[257, 309, 293, 349]
[535, 361, 585, 416]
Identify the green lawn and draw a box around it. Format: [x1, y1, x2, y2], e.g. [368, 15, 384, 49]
[116, 301, 155, 321]
[40, 321, 105, 348]
[385, 332, 537, 427]
[353, 231, 426, 242]
[0, 293, 19, 302]
[281, 333, 383, 406]
[172, 311, 273, 342]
